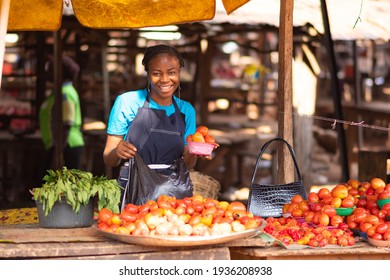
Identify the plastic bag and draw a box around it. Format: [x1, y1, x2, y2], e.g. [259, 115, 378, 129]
[119, 153, 193, 209]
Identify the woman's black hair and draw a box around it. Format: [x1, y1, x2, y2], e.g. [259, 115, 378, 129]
[142, 44, 185, 72]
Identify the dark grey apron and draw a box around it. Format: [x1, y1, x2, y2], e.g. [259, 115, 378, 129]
[118, 95, 193, 207]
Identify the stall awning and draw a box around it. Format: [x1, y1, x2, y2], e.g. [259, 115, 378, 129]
[4, 0, 250, 31]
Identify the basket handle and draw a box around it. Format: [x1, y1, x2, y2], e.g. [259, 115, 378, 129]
[250, 137, 302, 185]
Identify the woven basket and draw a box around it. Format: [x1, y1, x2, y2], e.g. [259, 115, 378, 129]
[189, 171, 221, 199]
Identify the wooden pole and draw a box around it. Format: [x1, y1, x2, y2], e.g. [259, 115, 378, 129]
[320, 0, 350, 182]
[53, 31, 64, 169]
[0, 0, 10, 90]
[277, 0, 294, 183]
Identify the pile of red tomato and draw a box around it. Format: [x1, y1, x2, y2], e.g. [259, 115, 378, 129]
[263, 217, 356, 247]
[96, 194, 263, 237]
[276, 177, 390, 247]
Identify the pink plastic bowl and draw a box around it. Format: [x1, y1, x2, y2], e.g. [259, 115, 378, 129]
[188, 141, 215, 156]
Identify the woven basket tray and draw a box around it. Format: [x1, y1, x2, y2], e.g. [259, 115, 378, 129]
[189, 171, 221, 200]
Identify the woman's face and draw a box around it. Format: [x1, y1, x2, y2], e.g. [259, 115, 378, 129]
[147, 53, 181, 105]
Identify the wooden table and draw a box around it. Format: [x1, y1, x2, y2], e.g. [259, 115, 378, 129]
[230, 242, 390, 260]
[1, 224, 389, 260]
[0, 224, 265, 260]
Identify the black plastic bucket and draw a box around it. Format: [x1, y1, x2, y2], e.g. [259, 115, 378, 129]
[35, 199, 94, 228]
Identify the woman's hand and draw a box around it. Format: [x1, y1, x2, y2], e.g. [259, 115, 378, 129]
[103, 135, 137, 167]
[116, 140, 137, 160]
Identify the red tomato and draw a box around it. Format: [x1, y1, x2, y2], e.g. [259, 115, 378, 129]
[366, 225, 377, 237]
[341, 198, 355, 208]
[346, 214, 356, 224]
[220, 217, 234, 224]
[307, 192, 319, 204]
[377, 210, 387, 220]
[124, 203, 139, 214]
[175, 205, 187, 216]
[205, 135, 217, 144]
[97, 221, 109, 231]
[107, 224, 119, 233]
[157, 199, 172, 209]
[196, 125, 209, 136]
[291, 195, 304, 205]
[356, 198, 367, 208]
[138, 204, 151, 213]
[331, 185, 349, 199]
[383, 230, 390, 241]
[366, 199, 379, 210]
[186, 134, 193, 142]
[318, 188, 331, 200]
[347, 235, 356, 246]
[186, 206, 195, 215]
[323, 194, 333, 205]
[337, 236, 349, 246]
[227, 201, 247, 212]
[347, 221, 358, 230]
[145, 200, 159, 211]
[322, 205, 337, 218]
[338, 222, 349, 231]
[188, 215, 202, 226]
[354, 211, 368, 224]
[304, 211, 315, 223]
[371, 233, 383, 240]
[192, 131, 205, 142]
[203, 198, 217, 209]
[192, 202, 204, 213]
[371, 177, 386, 190]
[360, 222, 373, 233]
[182, 197, 193, 206]
[318, 213, 330, 226]
[330, 215, 344, 227]
[365, 214, 380, 225]
[120, 211, 137, 223]
[291, 208, 303, 217]
[375, 223, 389, 234]
[382, 204, 390, 211]
[98, 208, 113, 223]
[202, 206, 218, 218]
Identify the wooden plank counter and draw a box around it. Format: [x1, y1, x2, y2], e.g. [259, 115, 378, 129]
[230, 243, 390, 260]
[2, 224, 389, 260]
[0, 224, 234, 260]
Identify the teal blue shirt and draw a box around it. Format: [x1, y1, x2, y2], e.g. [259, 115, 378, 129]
[107, 88, 196, 144]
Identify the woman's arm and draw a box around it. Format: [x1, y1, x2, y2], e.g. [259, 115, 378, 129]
[183, 146, 197, 170]
[103, 135, 137, 167]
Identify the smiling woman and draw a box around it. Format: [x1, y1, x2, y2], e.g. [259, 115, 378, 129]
[103, 44, 206, 208]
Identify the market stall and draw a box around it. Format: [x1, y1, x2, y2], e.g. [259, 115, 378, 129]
[2, 177, 389, 260]
[2, 0, 390, 262]
[0, 220, 389, 260]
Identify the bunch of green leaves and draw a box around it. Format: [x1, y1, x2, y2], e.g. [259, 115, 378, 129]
[90, 175, 122, 214]
[33, 167, 122, 216]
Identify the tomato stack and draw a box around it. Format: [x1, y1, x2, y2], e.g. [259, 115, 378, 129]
[278, 177, 390, 247]
[96, 194, 263, 237]
[187, 126, 219, 156]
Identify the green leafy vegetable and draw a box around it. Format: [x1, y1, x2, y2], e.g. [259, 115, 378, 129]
[32, 167, 123, 216]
